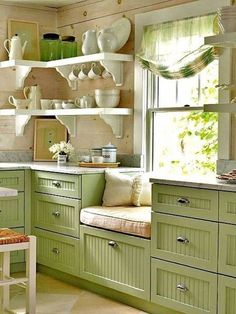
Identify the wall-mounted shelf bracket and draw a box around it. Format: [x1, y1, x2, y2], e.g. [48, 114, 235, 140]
[15, 65, 32, 90]
[55, 115, 76, 137]
[55, 65, 77, 90]
[100, 60, 123, 86]
[100, 114, 123, 138]
[15, 115, 31, 136]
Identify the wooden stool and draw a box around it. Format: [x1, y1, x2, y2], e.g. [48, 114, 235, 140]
[0, 228, 36, 314]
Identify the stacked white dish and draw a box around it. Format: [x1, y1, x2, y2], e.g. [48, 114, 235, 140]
[218, 6, 236, 33]
[94, 89, 120, 108]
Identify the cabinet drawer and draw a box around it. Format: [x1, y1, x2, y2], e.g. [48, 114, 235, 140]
[152, 184, 218, 221]
[218, 275, 236, 314]
[33, 228, 79, 276]
[0, 192, 24, 228]
[151, 259, 217, 314]
[219, 191, 236, 225]
[33, 171, 81, 199]
[151, 213, 218, 271]
[11, 227, 25, 264]
[80, 225, 150, 300]
[33, 193, 81, 237]
[219, 223, 236, 277]
[0, 170, 24, 191]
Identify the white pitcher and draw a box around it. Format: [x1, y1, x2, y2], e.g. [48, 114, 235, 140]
[23, 85, 42, 110]
[97, 28, 118, 52]
[82, 30, 99, 55]
[4, 34, 27, 60]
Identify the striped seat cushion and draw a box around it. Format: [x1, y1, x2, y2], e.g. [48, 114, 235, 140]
[80, 206, 151, 238]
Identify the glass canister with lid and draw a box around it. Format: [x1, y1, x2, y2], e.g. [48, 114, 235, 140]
[40, 33, 61, 61]
[60, 36, 77, 59]
[102, 143, 117, 163]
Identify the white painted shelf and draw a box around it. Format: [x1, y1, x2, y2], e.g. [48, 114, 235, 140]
[0, 108, 133, 138]
[204, 32, 236, 48]
[204, 103, 236, 113]
[0, 53, 133, 89]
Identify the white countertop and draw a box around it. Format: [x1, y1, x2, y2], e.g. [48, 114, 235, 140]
[0, 187, 17, 197]
[150, 174, 236, 192]
[0, 162, 142, 174]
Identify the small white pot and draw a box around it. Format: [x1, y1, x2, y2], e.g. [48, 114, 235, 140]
[57, 154, 67, 165]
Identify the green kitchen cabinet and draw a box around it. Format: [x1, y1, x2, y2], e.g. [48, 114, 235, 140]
[0, 192, 24, 228]
[80, 225, 151, 300]
[0, 170, 24, 191]
[152, 184, 218, 221]
[219, 191, 236, 225]
[32, 192, 81, 237]
[218, 274, 236, 314]
[151, 258, 217, 314]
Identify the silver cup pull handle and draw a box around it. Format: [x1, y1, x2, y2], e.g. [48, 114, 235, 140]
[52, 181, 61, 188]
[52, 248, 60, 254]
[108, 241, 118, 248]
[52, 211, 60, 217]
[177, 284, 188, 292]
[177, 197, 190, 205]
[177, 236, 189, 244]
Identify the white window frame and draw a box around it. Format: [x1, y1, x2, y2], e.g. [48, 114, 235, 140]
[134, 0, 232, 170]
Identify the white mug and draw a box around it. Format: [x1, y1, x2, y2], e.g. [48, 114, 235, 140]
[102, 69, 112, 79]
[78, 64, 89, 80]
[68, 65, 80, 81]
[8, 96, 31, 109]
[88, 63, 101, 80]
[40, 99, 53, 110]
[52, 99, 63, 109]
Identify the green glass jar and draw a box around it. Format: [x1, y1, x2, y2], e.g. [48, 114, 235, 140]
[61, 36, 78, 59]
[40, 33, 61, 61]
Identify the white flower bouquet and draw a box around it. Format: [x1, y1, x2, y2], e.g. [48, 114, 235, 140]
[49, 141, 74, 160]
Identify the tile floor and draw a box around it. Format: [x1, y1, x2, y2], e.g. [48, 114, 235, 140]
[8, 272, 147, 314]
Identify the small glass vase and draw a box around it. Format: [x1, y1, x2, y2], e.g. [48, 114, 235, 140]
[57, 154, 67, 165]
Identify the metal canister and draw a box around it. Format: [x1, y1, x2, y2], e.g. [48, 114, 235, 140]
[102, 143, 117, 163]
[90, 147, 102, 157]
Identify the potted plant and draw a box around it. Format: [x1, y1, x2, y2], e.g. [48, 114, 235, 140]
[49, 141, 74, 165]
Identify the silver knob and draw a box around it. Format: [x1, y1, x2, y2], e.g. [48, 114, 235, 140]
[177, 197, 190, 205]
[52, 211, 60, 217]
[52, 181, 61, 188]
[177, 236, 189, 244]
[177, 284, 188, 292]
[52, 248, 60, 254]
[108, 241, 118, 248]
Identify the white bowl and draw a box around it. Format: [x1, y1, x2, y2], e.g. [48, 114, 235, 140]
[62, 101, 76, 109]
[95, 94, 120, 108]
[95, 89, 120, 96]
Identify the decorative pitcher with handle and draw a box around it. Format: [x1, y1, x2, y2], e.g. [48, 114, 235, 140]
[97, 28, 118, 52]
[81, 30, 99, 55]
[23, 85, 42, 110]
[4, 34, 27, 60]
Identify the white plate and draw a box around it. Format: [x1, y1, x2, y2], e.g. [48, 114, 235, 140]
[111, 17, 131, 51]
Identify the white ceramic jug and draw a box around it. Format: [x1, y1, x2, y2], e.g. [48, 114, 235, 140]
[23, 85, 42, 110]
[97, 28, 118, 52]
[81, 30, 99, 55]
[4, 34, 27, 60]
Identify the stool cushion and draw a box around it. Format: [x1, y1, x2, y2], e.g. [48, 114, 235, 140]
[0, 228, 29, 245]
[80, 206, 151, 238]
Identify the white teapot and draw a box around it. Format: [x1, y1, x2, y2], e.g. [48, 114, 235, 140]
[23, 85, 42, 110]
[4, 34, 27, 60]
[82, 30, 99, 55]
[97, 28, 118, 52]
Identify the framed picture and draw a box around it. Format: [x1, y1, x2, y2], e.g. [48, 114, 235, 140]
[34, 119, 68, 161]
[8, 19, 40, 61]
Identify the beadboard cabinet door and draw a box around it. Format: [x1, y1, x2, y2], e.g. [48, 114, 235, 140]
[151, 213, 218, 271]
[218, 275, 236, 314]
[33, 192, 81, 237]
[151, 259, 217, 314]
[80, 225, 150, 300]
[0, 170, 24, 191]
[219, 191, 236, 225]
[152, 184, 218, 221]
[0, 192, 24, 228]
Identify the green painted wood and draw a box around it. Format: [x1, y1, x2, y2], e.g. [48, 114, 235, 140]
[10, 227, 25, 264]
[152, 184, 218, 221]
[33, 228, 80, 276]
[218, 275, 236, 314]
[151, 213, 218, 271]
[81, 173, 105, 208]
[0, 192, 24, 228]
[151, 258, 217, 314]
[39, 264, 183, 314]
[0, 170, 24, 191]
[32, 192, 81, 237]
[219, 223, 236, 277]
[32, 171, 81, 199]
[24, 169, 32, 234]
[219, 191, 236, 225]
[80, 225, 151, 300]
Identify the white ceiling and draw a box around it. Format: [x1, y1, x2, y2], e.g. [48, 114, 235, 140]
[0, 0, 85, 8]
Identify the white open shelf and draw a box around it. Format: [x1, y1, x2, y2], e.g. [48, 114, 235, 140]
[204, 32, 236, 48]
[204, 103, 236, 113]
[0, 53, 133, 89]
[0, 107, 133, 138]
